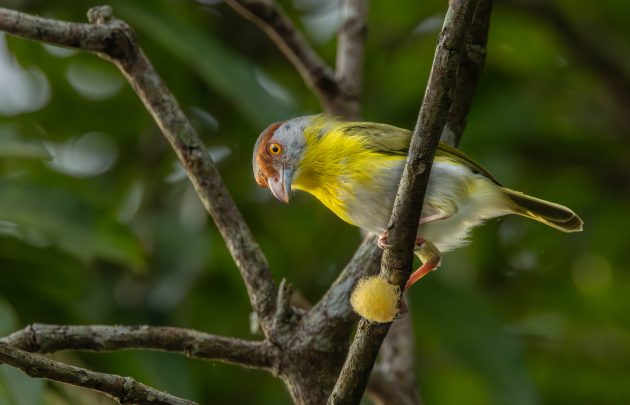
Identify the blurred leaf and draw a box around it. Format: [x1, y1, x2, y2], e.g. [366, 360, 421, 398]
[0, 367, 45, 405]
[0, 296, 18, 336]
[0, 181, 145, 271]
[415, 280, 538, 405]
[0, 125, 49, 160]
[0, 297, 45, 405]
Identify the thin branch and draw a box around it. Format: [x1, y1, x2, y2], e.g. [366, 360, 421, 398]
[371, 4, 494, 402]
[500, 0, 630, 134]
[369, 305, 421, 405]
[336, 0, 369, 119]
[0, 342, 196, 405]
[312, 2, 493, 401]
[1, 324, 278, 371]
[328, 320, 391, 405]
[328, 1, 479, 403]
[0, 6, 279, 334]
[445, 0, 493, 146]
[224, 0, 356, 117]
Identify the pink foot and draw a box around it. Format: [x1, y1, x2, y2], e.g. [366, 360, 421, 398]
[405, 238, 441, 290]
[404, 259, 439, 290]
[377, 231, 392, 249]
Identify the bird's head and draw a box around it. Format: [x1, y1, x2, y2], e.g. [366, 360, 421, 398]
[252, 116, 311, 203]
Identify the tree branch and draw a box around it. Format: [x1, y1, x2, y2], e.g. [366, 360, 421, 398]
[445, 0, 493, 146]
[224, 0, 357, 117]
[0, 342, 196, 405]
[1, 324, 278, 371]
[336, 0, 369, 119]
[369, 306, 421, 405]
[0, 5, 279, 335]
[380, 5, 495, 400]
[370, 4, 494, 403]
[328, 0, 479, 403]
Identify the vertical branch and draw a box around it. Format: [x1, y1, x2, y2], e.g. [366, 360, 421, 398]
[328, 0, 479, 403]
[374, 4, 494, 402]
[445, 0, 493, 146]
[336, 0, 369, 119]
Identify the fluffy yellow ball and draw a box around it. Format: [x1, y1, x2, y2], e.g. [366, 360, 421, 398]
[350, 276, 400, 323]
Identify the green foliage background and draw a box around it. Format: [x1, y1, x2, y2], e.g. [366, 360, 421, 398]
[0, 0, 628, 404]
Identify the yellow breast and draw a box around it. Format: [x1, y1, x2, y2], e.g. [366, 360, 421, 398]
[291, 124, 402, 226]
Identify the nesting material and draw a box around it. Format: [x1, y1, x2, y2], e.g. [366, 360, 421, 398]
[350, 276, 399, 323]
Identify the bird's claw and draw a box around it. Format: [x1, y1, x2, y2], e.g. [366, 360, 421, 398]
[415, 236, 425, 249]
[377, 231, 392, 249]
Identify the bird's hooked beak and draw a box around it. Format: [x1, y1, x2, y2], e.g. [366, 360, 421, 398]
[267, 166, 294, 203]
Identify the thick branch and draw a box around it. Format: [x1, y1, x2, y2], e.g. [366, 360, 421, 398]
[369, 5, 495, 402]
[0, 343, 196, 405]
[1, 324, 277, 371]
[0, 6, 279, 334]
[328, 1, 479, 403]
[369, 306, 420, 405]
[224, 0, 356, 117]
[372, 4, 494, 403]
[336, 0, 369, 119]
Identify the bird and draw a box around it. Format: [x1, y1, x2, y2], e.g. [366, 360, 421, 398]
[252, 114, 583, 290]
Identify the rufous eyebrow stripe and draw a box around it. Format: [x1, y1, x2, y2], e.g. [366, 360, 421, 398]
[253, 121, 283, 187]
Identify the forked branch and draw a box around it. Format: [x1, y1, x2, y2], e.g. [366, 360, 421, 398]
[2, 324, 278, 371]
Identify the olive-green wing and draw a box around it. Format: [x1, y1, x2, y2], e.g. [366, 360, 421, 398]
[435, 142, 502, 185]
[339, 122, 412, 156]
[337, 120, 501, 185]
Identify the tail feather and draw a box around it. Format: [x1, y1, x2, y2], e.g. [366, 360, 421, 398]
[502, 188, 583, 232]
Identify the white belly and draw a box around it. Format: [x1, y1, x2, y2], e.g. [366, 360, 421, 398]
[347, 160, 510, 252]
[419, 161, 510, 252]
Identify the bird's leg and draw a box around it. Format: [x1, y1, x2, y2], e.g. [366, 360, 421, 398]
[419, 213, 451, 225]
[377, 212, 448, 250]
[405, 238, 441, 290]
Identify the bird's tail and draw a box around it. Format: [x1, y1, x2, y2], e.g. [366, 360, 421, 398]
[502, 188, 583, 232]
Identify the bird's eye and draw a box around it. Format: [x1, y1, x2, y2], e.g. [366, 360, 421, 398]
[268, 143, 282, 155]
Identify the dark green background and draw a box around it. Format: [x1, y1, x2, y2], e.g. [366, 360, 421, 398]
[0, 0, 628, 403]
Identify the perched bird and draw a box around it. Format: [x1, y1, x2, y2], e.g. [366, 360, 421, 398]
[253, 115, 583, 290]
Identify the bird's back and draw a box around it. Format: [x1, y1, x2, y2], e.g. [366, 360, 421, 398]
[290, 118, 510, 251]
